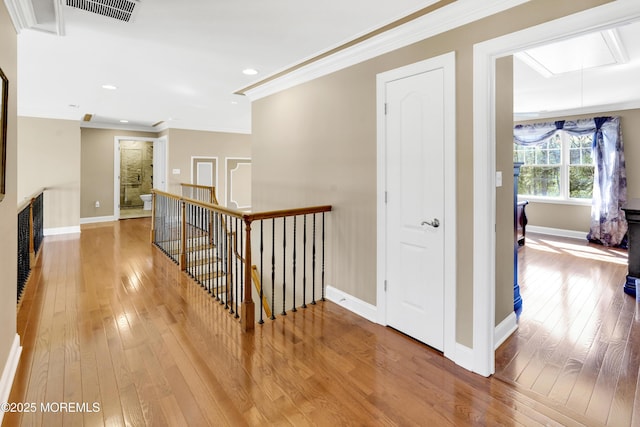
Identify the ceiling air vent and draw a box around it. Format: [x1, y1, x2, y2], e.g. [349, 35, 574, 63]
[65, 0, 139, 22]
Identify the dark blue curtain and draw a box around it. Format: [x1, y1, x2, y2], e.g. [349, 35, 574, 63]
[514, 117, 627, 246]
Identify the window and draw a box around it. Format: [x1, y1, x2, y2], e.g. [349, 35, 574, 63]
[513, 131, 594, 202]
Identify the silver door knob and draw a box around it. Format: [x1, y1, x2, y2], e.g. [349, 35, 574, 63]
[421, 218, 440, 228]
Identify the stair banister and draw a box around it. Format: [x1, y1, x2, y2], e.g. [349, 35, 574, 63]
[242, 217, 255, 331]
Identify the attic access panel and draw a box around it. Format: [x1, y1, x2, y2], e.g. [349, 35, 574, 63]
[65, 0, 138, 22]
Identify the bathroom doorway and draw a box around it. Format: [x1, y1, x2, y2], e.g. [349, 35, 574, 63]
[114, 136, 167, 220]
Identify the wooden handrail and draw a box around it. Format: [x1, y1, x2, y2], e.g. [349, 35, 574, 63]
[245, 205, 332, 222]
[151, 188, 331, 331]
[17, 188, 45, 213]
[153, 189, 332, 223]
[180, 183, 218, 204]
[180, 183, 213, 190]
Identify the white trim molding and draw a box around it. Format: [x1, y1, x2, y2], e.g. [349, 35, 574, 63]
[80, 216, 117, 225]
[527, 225, 587, 241]
[242, 0, 528, 101]
[473, 0, 640, 377]
[494, 312, 518, 350]
[376, 52, 457, 364]
[44, 226, 81, 236]
[325, 286, 377, 323]
[115, 136, 165, 220]
[0, 335, 22, 425]
[225, 157, 252, 210]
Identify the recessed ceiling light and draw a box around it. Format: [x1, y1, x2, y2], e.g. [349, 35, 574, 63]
[68, 104, 80, 108]
[242, 68, 258, 76]
[119, 119, 129, 123]
[102, 84, 118, 90]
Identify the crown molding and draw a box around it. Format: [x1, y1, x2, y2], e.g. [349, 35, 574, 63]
[242, 0, 530, 101]
[3, 0, 36, 33]
[3, 0, 64, 35]
[514, 99, 640, 122]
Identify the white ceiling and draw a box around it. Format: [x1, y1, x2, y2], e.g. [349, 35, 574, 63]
[513, 20, 640, 120]
[15, 0, 437, 133]
[13, 2, 640, 132]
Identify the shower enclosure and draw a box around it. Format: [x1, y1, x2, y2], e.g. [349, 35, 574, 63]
[119, 139, 153, 218]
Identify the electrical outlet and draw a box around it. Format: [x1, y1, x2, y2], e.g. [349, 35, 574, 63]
[95, 201, 100, 208]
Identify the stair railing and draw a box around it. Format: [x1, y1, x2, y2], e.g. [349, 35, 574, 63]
[17, 189, 45, 304]
[151, 189, 331, 332]
[180, 183, 218, 204]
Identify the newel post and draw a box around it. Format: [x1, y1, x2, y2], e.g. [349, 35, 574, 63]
[241, 217, 255, 332]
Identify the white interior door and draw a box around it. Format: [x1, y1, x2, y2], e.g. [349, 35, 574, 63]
[191, 157, 217, 187]
[153, 137, 167, 191]
[385, 65, 446, 351]
[197, 163, 213, 186]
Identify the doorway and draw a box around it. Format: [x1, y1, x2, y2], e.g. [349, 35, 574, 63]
[114, 136, 167, 220]
[376, 53, 457, 357]
[191, 156, 218, 187]
[472, 1, 640, 377]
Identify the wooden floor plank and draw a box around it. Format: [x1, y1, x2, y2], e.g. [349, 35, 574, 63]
[496, 233, 636, 427]
[6, 220, 635, 426]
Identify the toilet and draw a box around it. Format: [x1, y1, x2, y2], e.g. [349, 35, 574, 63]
[140, 194, 152, 210]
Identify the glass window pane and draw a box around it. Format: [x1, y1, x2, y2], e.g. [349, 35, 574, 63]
[582, 148, 593, 164]
[549, 135, 561, 150]
[525, 150, 535, 165]
[570, 137, 580, 149]
[569, 148, 580, 164]
[569, 165, 594, 199]
[549, 149, 561, 164]
[518, 166, 560, 197]
[536, 149, 548, 164]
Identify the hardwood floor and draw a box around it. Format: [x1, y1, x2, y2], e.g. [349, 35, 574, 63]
[4, 220, 623, 426]
[495, 233, 639, 427]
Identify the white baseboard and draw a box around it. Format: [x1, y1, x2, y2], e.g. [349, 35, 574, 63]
[325, 286, 377, 323]
[80, 216, 116, 225]
[494, 312, 518, 350]
[326, 286, 482, 374]
[0, 335, 22, 424]
[527, 225, 587, 240]
[454, 343, 475, 372]
[44, 225, 81, 236]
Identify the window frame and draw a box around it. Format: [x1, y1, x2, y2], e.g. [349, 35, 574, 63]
[514, 131, 594, 206]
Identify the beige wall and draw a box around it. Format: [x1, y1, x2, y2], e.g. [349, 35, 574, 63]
[79, 127, 251, 219]
[518, 107, 640, 233]
[252, 0, 612, 348]
[0, 0, 18, 388]
[166, 128, 251, 206]
[496, 56, 515, 325]
[80, 128, 157, 218]
[18, 117, 81, 230]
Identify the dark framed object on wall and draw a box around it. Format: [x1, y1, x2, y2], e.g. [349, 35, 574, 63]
[0, 67, 7, 202]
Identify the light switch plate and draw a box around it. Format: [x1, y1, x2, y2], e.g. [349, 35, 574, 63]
[495, 171, 503, 187]
[172, 169, 181, 175]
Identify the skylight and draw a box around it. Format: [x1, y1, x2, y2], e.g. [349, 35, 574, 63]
[515, 29, 628, 77]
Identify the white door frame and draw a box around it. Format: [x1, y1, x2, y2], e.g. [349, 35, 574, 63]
[225, 157, 252, 209]
[472, 0, 640, 377]
[190, 156, 218, 187]
[376, 52, 457, 361]
[113, 136, 167, 219]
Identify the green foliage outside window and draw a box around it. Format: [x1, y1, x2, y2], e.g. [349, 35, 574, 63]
[513, 132, 594, 200]
[568, 134, 594, 199]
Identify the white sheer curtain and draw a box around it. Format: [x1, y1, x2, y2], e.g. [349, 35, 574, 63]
[514, 116, 627, 246]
